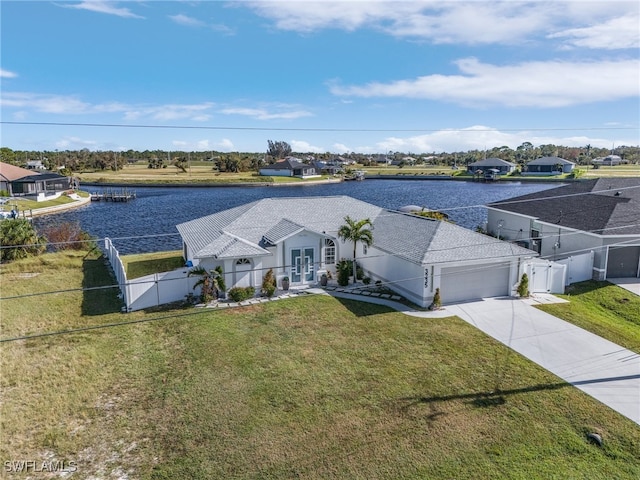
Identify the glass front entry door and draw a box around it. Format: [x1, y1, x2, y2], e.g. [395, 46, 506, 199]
[290, 247, 315, 284]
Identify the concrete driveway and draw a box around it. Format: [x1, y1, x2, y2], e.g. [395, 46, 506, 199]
[441, 296, 640, 426]
[323, 290, 639, 425]
[608, 277, 640, 296]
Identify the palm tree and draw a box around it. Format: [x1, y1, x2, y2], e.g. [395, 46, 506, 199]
[188, 265, 225, 303]
[337, 216, 373, 284]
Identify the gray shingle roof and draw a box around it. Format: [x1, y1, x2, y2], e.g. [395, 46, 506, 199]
[468, 158, 516, 167]
[177, 196, 537, 265]
[527, 156, 575, 166]
[488, 178, 640, 235]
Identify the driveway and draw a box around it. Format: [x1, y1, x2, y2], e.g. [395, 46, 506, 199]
[324, 290, 640, 425]
[438, 297, 640, 425]
[608, 277, 640, 296]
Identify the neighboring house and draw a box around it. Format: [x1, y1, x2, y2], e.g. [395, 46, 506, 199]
[26, 160, 46, 170]
[259, 157, 319, 178]
[592, 155, 626, 166]
[467, 158, 517, 174]
[524, 156, 575, 175]
[311, 160, 342, 175]
[487, 178, 640, 280]
[0, 161, 73, 201]
[177, 196, 538, 306]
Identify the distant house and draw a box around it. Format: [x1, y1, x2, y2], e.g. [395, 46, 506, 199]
[311, 160, 342, 175]
[177, 196, 537, 306]
[487, 178, 640, 280]
[259, 157, 319, 178]
[467, 158, 516, 174]
[26, 160, 46, 170]
[592, 155, 626, 166]
[524, 156, 575, 175]
[0, 161, 73, 201]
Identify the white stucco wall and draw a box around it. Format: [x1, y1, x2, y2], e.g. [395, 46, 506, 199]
[259, 168, 292, 177]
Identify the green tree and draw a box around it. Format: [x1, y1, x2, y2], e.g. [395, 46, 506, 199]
[337, 216, 373, 284]
[188, 265, 225, 303]
[267, 140, 292, 162]
[0, 218, 46, 262]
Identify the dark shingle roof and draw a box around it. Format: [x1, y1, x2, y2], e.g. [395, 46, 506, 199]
[468, 158, 516, 168]
[488, 178, 640, 235]
[527, 156, 575, 166]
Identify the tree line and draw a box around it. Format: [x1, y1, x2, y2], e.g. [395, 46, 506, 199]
[1, 141, 638, 173]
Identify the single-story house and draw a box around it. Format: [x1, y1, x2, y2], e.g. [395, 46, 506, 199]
[26, 160, 46, 170]
[592, 155, 626, 166]
[0, 161, 73, 201]
[177, 196, 538, 306]
[487, 178, 640, 279]
[259, 157, 319, 178]
[311, 160, 342, 175]
[467, 158, 517, 174]
[524, 156, 575, 175]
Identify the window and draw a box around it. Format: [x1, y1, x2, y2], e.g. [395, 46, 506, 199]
[236, 258, 251, 265]
[324, 239, 335, 265]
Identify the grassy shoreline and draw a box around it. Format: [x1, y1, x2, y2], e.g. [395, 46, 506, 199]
[1, 251, 639, 479]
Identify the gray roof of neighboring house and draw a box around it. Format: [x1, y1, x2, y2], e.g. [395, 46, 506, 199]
[468, 158, 516, 167]
[488, 178, 640, 235]
[263, 157, 308, 170]
[177, 196, 537, 264]
[527, 156, 575, 166]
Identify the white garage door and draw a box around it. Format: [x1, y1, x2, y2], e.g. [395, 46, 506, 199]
[440, 262, 511, 304]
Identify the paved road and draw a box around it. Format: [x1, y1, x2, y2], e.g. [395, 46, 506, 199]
[324, 290, 640, 425]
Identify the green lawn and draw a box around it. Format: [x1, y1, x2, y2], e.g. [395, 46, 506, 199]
[536, 280, 640, 352]
[1, 252, 639, 479]
[121, 250, 185, 279]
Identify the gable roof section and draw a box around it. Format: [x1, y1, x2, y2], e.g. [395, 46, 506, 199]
[527, 156, 575, 166]
[468, 158, 516, 168]
[372, 211, 534, 264]
[266, 157, 307, 170]
[263, 218, 305, 245]
[488, 178, 640, 235]
[0, 161, 39, 182]
[178, 196, 537, 265]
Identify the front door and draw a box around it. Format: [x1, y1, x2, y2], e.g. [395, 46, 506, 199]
[291, 247, 315, 284]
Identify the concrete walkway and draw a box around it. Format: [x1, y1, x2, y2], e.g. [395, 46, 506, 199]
[608, 278, 640, 296]
[324, 290, 640, 426]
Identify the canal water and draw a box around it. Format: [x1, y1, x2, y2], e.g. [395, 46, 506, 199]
[34, 179, 558, 254]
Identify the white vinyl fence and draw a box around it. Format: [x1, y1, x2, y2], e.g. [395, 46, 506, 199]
[521, 259, 566, 294]
[104, 238, 197, 312]
[556, 251, 594, 285]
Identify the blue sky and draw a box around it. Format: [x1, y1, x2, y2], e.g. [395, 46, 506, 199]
[1, 0, 639, 154]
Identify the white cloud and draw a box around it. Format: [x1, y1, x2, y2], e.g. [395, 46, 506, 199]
[243, 1, 569, 45]
[371, 125, 636, 153]
[220, 107, 313, 120]
[290, 140, 324, 153]
[548, 14, 640, 50]
[332, 143, 351, 154]
[331, 57, 640, 108]
[64, 1, 144, 19]
[169, 14, 205, 27]
[55, 136, 99, 150]
[0, 69, 18, 78]
[1, 92, 215, 122]
[218, 139, 235, 151]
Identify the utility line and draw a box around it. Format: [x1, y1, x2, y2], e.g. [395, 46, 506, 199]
[2, 120, 638, 133]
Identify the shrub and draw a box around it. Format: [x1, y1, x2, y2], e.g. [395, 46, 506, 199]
[429, 288, 442, 310]
[517, 273, 530, 298]
[362, 276, 371, 285]
[228, 286, 255, 302]
[261, 268, 277, 297]
[337, 260, 351, 286]
[41, 221, 96, 251]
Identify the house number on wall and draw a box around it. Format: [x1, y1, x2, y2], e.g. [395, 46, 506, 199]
[424, 268, 429, 288]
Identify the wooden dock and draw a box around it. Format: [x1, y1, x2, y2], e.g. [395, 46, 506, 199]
[90, 189, 136, 202]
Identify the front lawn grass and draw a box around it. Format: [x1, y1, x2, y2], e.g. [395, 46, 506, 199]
[536, 280, 640, 352]
[1, 254, 639, 479]
[121, 250, 185, 279]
